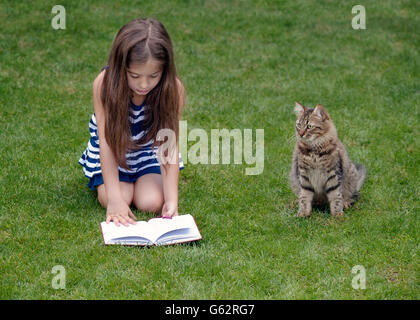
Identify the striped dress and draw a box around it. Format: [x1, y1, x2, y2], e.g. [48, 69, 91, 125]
[78, 100, 184, 189]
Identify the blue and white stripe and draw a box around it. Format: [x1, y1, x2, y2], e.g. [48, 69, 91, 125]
[78, 102, 183, 179]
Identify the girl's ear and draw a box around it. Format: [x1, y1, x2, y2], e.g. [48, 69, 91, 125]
[313, 104, 330, 121]
[294, 102, 306, 118]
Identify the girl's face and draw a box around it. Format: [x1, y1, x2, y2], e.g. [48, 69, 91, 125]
[126, 58, 163, 97]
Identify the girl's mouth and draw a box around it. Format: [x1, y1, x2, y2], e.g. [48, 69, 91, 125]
[135, 89, 149, 95]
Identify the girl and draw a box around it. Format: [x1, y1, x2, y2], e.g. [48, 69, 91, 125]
[79, 18, 185, 226]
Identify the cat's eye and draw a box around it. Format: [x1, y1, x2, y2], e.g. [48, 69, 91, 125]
[307, 124, 313, 129]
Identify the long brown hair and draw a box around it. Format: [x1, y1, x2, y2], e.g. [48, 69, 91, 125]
[101, 18, 180, 169]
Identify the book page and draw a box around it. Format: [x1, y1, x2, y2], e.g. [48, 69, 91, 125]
[149, 214, 201, 244]
[146, 214, 198, 243]
[100, 214, 201, 245]
[100, 221, 155, 244]
[110, 236, 152, 246]
[155, 227, 201, 245]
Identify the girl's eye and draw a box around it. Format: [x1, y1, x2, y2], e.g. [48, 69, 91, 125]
[130, 74, 138, 79]
[151, 74, 159, 78]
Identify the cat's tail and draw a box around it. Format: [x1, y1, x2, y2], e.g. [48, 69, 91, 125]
[355, 163, 367, 192]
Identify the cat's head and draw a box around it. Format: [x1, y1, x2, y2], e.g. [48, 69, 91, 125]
[294, 102, 335, 143]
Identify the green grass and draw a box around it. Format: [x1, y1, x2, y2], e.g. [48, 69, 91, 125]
[0, 0, 419, 299]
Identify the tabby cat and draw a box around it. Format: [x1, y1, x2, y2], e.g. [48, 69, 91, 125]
[290, 102, 366, 217]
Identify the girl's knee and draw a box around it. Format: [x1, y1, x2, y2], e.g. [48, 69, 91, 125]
[97, 182, 134, 208]
[134, 191, 164, 213]
[97, 185, 108, 208]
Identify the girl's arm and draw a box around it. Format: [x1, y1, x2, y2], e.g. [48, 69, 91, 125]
[160, 151, 180, 217]
[160, 79, 185, 217]
[93, 72, 136, 226]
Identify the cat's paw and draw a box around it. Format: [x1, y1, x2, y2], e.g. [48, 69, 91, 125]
[343, 201, 352, 209]
[331, 211, 344, 218]
[297, 211, 311, 218]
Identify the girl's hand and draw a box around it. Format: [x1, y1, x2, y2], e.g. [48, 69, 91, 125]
[106, 199, 137, 227]
[161, 201, 178, 218]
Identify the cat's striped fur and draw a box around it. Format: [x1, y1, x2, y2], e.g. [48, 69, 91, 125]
[290, 102, 366, 217]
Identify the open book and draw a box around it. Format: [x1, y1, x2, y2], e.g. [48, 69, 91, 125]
[100, 214, 202, 246]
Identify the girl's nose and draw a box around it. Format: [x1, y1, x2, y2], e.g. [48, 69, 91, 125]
[139, 80, 148, 89]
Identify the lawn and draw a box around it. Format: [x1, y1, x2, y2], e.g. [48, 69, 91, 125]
[0, 0, 418, 299]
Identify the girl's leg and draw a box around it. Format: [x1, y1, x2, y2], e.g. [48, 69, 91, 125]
[133, 173, 164, 213]
[97, 182, 134, 208]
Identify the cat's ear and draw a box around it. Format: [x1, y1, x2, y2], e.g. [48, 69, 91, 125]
[313, 104, 330, 121]
[294, 102, 306, 118]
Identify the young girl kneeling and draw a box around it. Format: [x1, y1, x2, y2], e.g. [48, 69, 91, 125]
[79, 18, 185, 226]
